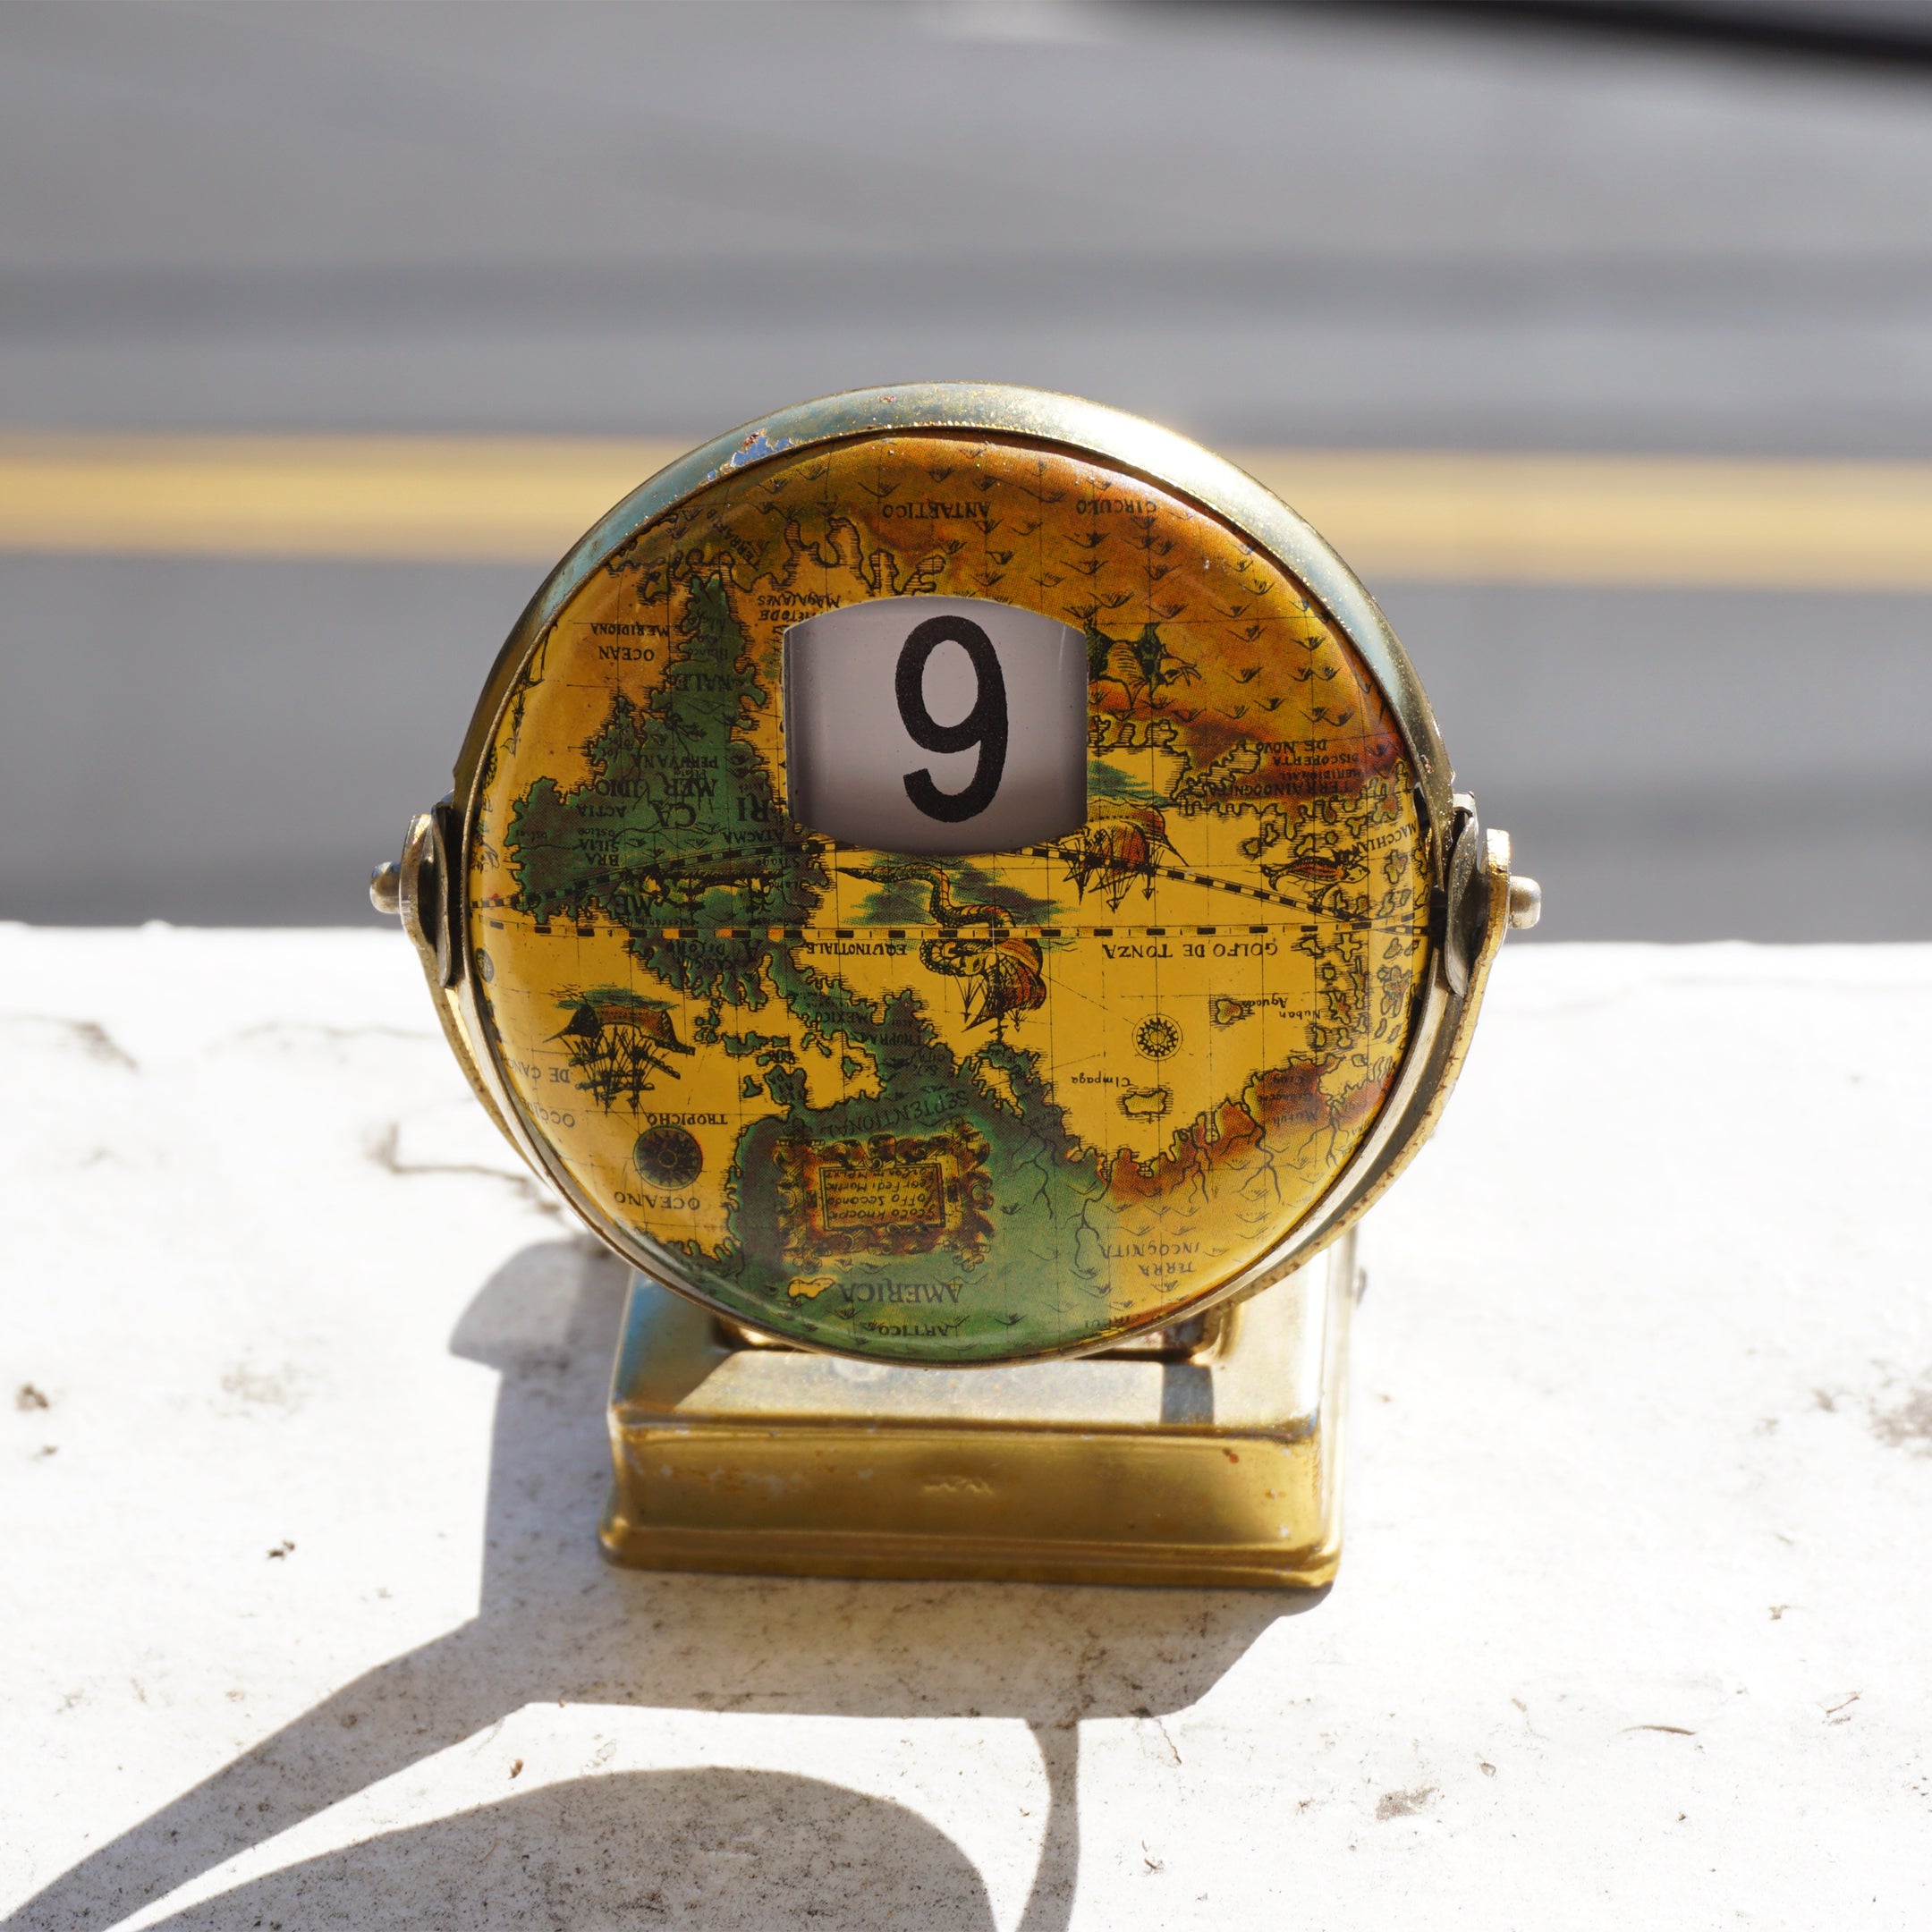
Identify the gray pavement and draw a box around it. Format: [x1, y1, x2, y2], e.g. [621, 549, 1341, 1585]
[2, 0, 1928, 936]
[7, 555, 1924, 938]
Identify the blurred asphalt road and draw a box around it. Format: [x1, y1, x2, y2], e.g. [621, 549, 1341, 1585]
[1, 0, 1928, 936]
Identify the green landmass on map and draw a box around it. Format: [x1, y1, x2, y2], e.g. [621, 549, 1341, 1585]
[502, 567, 1112, 1359]
[505, 573, 826, 1008]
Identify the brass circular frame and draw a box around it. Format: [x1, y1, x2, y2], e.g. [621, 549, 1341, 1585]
[412, 384, 1496, 1365]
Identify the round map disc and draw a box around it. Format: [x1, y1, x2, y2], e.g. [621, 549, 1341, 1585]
[452, 388, 1452, 1365]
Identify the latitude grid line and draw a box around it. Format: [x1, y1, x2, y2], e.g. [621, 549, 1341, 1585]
[480, 843, 1393, 929]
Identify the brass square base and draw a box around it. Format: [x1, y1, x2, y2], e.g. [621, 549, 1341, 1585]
[600, 1233, 1356, 1590]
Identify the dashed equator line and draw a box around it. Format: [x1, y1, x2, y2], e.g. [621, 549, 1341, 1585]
[487, 919, 1304, 941]
[478, 835, 1402, 938]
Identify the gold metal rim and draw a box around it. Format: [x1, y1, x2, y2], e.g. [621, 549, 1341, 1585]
[436, 383, 1482, 1364]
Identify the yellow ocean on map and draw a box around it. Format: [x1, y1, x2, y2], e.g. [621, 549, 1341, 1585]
[467, 432, 1428, 1362]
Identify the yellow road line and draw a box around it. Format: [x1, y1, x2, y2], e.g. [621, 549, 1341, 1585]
[1, 434, 1930, 589]
[0, 436, 682, 565]
[1234, 448, 1932, 593]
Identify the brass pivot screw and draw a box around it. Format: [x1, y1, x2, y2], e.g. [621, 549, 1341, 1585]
[1507, 876, 1542, 929]
[369, 862, 402, 916]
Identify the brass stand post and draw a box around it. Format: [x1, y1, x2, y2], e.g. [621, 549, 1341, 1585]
[602, 1231, 1356, 1589]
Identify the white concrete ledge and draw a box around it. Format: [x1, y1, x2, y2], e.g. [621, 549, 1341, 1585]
[3, 928, 1928, 1929]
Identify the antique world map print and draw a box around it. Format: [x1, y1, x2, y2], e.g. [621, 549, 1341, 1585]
[467, 431, 1428, 1362]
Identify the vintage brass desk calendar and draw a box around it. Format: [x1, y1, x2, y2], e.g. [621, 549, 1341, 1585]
[372, 385, 1539, 1589]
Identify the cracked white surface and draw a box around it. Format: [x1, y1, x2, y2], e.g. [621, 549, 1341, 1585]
[3, 926, 1928, 1929]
